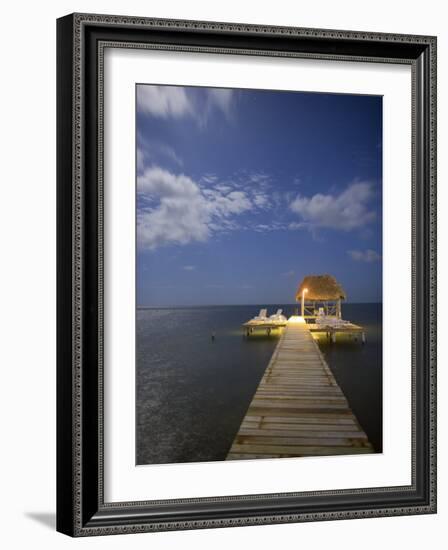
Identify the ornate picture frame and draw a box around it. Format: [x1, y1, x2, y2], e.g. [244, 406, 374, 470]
[57, 13, 437, 536]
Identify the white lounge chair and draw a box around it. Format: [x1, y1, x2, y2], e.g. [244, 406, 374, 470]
[315, 310, 328, 325]
[327, 317, 350, 327]
[250, 309, 268, 323]
[269, 309, 287, 323]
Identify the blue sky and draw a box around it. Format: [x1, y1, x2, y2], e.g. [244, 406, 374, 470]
[136, 85, 382, 306]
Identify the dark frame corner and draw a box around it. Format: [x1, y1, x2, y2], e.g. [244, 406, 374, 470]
[57, 13, 437, 537]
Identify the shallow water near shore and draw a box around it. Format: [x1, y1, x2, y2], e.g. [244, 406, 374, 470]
[136, 303, 382, 465]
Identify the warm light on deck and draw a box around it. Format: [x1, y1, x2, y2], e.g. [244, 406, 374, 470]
[287, 315, 306, 324]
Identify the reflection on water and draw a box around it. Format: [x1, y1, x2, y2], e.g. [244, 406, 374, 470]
[136, 304, 382, 465]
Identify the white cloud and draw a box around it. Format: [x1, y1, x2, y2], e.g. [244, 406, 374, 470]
[253, 193, 270, 209]
[202, 174, 219, 184]
[150, 143, 183, 167]
[212, 176, 272, 211]
[137, 166, 253, 249]
[253, 221, 288, 232]
[206, 88, 234, 118]
[137, 86, 193, 118]
[348, 249, 381, 262]
[137, 85, 235, 124]
[214, 183, 233, 194]
[289, 182, 376, 231]
[137, 132, 184, 170]
[138, 166, 199, 199]
[254, 224, 271, 232]
[183, 265, 195, 271]
[248, 172, 271, 186]
[288, 222, 306, 230]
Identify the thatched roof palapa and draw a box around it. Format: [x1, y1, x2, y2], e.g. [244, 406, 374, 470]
[296, 274, 347, 301]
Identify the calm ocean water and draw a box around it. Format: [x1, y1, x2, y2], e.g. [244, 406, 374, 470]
[136, 303, 382, 465]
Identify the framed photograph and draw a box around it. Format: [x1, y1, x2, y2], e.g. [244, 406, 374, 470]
[57, 13, 437, 536]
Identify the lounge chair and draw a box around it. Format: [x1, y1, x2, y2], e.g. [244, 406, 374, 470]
[327, 317, 351, 327]
[315, 309, 328, 325]
[269, 309, 287, 323]
[249, 309, 268, 323]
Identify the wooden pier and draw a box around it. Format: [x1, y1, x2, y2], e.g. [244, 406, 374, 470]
[227, 317, 373, 460]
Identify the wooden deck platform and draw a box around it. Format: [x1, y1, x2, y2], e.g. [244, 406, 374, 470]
[309, 322, 365, 343]
[242, 322, 287, 336]
[227, 317, 373, 460]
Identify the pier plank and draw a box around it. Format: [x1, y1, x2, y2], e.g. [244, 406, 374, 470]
[244, 415, 357, 425]
[235, 436, 367, 446]
[238, 429, 367, 439]
[229, 445, 372, 456]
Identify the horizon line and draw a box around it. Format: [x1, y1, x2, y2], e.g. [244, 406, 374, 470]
[137, 301, 382, 309]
